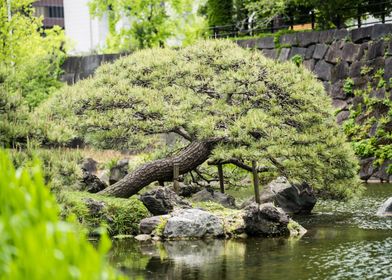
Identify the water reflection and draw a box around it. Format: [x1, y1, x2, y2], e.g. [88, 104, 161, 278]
[110, 184, 392, 280]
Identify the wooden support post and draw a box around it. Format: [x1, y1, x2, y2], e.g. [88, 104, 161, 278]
[311, 11, 315, 30]
[173, 164, 179, 193]
[218, 164, 225, 193]
[252, 160, 260, 204]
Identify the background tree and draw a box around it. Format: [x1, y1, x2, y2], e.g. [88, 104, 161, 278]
[0, 0, 66, 147]
[207, 0, 234, 27]
[35, 40, 360, 199]
[88, 0, 208, 51]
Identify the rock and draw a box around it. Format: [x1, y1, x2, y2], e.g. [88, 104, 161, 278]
[371, 24, 392, 40]
[279, 33, 298, 47]
[81, 171, 107, 193]
[243, 177, 316, 215]
[332, 99, 348, 110]
[318, 30, 335, 44]
[314, 60, 333, 81]
[325, 42, 342, 64]
[349, 61, 364, 78]
[330, 81, 346, 100]
[297, 31, 319, 47]
[140, 187, 191, 215]
[359, 157, 376, 181]
[84, 198, 106, 216]
[278, 48, 290, 62]
[139, 215, 169, 234]
[243, 203, 290, 237]
[97, 169, 110, 186]
[334, 29, 348, 40]
[305, 45, 315, 60]
[373, 160, 392, 182]
[336, 110, 350, 124]
[303, 59, 315, 71]
[178, 183, 202, 198]
[376, 197, 392, 217]
[289, 47, 307, 59]
[236, 39, 256, 49]
[261, 49, 277, 59]
[384, 57, 392, 80]
[342, 43, 361, 62]
[192, 188, 236, 208]
[331, 62, 349, 83]
[163, 208, 225, 239]
[288, 219, 307, 237]
[351, 26, 373, 43]
[313, 44, 328, 59]
[81, 158, 98, 174]
[109, 159, 129, 185]
[256, 37, 275, 49]
[367, 40, 385, 60]
[135, 234, 152, 241]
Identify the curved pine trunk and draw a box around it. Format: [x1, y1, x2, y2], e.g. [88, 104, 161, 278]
[99, 139, 218, 198]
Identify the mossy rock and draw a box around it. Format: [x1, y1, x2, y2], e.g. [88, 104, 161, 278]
[60, 191, 149, 236]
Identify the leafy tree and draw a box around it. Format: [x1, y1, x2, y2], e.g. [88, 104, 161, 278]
[0, 0, 66, 147]
[207, 0, 234, 27]
[88, 0, 207, 51]
[35, 40, 360, 199]
[0, 149, 123, 279]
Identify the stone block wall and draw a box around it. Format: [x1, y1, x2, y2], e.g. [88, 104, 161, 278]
[236, 24, 392, 182]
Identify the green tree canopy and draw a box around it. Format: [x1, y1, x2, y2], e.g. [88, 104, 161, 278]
[35, 40, 360, 198]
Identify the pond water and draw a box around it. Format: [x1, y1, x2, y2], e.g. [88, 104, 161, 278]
[109, 184, 392, 280]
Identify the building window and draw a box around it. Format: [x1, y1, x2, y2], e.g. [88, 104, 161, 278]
[48, 6, 64, 18]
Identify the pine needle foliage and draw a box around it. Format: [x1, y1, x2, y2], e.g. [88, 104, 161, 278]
[35, 40, 361, 198]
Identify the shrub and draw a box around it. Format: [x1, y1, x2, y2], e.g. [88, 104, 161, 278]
[0, 149, 123, 279]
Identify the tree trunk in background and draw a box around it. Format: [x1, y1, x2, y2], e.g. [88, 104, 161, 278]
[99, 139, 218, 198]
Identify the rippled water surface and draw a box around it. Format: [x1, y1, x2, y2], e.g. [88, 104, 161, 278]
[109, 184, 392, 280]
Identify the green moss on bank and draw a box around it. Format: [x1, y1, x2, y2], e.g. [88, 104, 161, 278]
[60, 191, 149, 236]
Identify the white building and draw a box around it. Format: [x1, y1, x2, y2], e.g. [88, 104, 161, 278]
[63, 0, 109, 54]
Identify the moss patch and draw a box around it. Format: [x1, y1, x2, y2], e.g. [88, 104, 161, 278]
[60, 191, 149, 236]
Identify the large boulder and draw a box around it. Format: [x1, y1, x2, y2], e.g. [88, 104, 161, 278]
[109, 159, 129, 185]
[163, 208, 224, 239]
[178, 183, 202, 197]
[243, 203, 290, 237]
[376, 197, 392, 217]
[81, 158, 98, 174]
[140, 187, 191, 215]
[191, 188, 236, 208]
[139, 215, 169, 234]
[242, 177, 316, 214]
[81, 171, 107, 193]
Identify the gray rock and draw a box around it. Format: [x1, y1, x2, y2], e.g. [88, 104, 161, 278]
[373, 160, 392, 182]
[97, 169, 110, 186]
[351, 26, 373, 43]
[163, 209, 224, 239]
[135, 234, 152, 241]
[314, 60, 333, 81]
[256, 37, 275, 49]
[192, 188, 236, 208]
[261, 49, 277, 59]
[332, 99, 348, 110]
[384, 57, 392, 80]
[331, 62, 349, 83]
[371, 24, 392, 40]
[109, 159, 129, 185]
[342, 43, 361, 62]
[243, 203, 290, 237]
[289, 47, 307, 59]
[388, 40, 392, 56]
[140, 215, 169, 234]
[303, 59, 315, 71]
[140, 187, 191, 215]
[322, 82, 331, 93]
[242, 177, 316, 215]
[330, 81, 346, 100]
[349, 61, 365, 78]
[236, 39, 256, 49]
[81, 171, 107, 193]
[336, 110, 350, 124]
[359, 157, 376, 181]
[367, 40, 385, 60]
[305, 45, 316, 59]
[318, 30, 335, 44]
[178, 183, 202, 197]
[81, 158, 98, 174]
[334, 29, 349, 40]
[376, 197, 392, 217]
[278, 48, 291, 61]
[279, 33, 298, 47]
[297, 31, 319, 47]
[325, 43, 343, 64]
